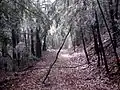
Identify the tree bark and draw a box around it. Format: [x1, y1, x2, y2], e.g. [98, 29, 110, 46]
[91, 25, 100, 66]
[31, 29, 35, 56]
[2, 41, 7, 57]
[36, 28, 42, 58]
[115, 0, 119, 19]
[12, 29, 16, 59]
[81, 29, 90, 64]
[108, 0, 117, 48]
[23, 30, 27, 48]
[27, 28, 30, 53]
[43, 31, 47, 51]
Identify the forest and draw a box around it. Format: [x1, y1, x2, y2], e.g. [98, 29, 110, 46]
[0, 0, 120, 90]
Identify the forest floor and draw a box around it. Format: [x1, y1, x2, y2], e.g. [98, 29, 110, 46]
[0, 49, 119, 90]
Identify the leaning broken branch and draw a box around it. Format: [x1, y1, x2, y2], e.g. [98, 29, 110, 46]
[42, 26, 72, 84]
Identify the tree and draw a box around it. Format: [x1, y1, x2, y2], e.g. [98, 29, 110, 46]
[97, 0, 120, 67]
[31, 28, 35, 56]
[36, 27, 42, 58]
[108, 0, 117, 48]
[43, 31, 47, 51]
[115, 0, 119, 19]
[12, 29, 17, 59]
[95, 10, 109, 73]
[81, 28, 90, 64]
[91, 24, 101, 66]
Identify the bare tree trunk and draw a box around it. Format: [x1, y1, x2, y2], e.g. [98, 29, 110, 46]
[43, 31, 47, 51]
[95, 10, 109, 73]
[16, 29, 20, 67]
[36, 28, 42, 58]
[2, 41, 7, 57]
[16, 30, 20, 44]
[12, 29, 17, 71]
[31, 29, 35, 56]
[108, 0, 117, 48]
[81, 29, 90, 64]
[91, 25, 100, 66]
[12, 29, 16, 59]
[42, 26, 72, 84]
[27, 28, 30, 53]
[115, 0, 119, 19]
[97, 0, 120, 67]
[23, 30, 27, 48]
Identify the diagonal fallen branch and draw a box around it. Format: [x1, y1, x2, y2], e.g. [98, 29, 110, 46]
[42, 26, 72, 84]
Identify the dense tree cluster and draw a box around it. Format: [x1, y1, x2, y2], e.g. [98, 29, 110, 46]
[0, 0, 51, 71]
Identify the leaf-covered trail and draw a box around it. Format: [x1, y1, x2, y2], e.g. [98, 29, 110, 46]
[1, 49, 119, 90]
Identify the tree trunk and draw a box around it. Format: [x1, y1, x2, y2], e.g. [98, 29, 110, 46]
[95, 10, 109, 73]
[27, 28, 30, 53]
[81, 29, 90, 64]
[108, 0, 117, 48]
[43, 31, 47, 51]
[12, 29, 16, 59]
[115, 0, 119, 19]
[16, 30, 20, 44]
[31, 29, 35, 56]
[36, 28, 42, 58]
[2, 41, 7, 57]
[23, 30, 27, 48]
[91, 25, 100, 66]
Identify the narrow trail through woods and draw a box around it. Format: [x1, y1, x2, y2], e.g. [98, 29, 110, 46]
[1, 49, 118, 90]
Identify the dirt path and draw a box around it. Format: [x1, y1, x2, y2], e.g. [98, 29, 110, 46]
[0, 49, 119, 90]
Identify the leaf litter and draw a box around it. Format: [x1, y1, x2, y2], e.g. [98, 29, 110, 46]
[0, 49, 119, 90]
